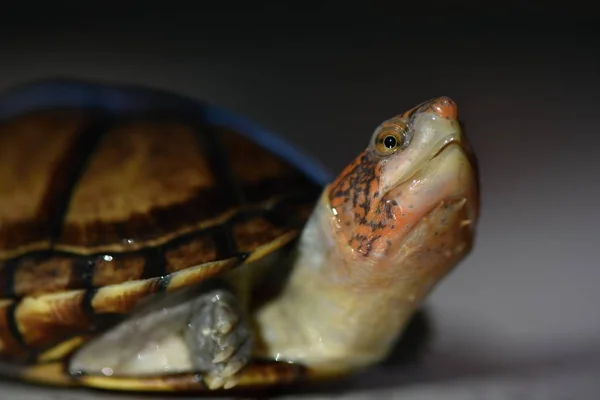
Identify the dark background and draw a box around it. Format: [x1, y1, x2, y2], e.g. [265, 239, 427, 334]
[0, 2, 599, 398]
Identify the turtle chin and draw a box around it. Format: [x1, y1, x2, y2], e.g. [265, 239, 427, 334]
[373, 141, 478, 285]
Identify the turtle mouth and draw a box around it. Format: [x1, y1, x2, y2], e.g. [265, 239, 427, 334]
[391, 132, 466, 191]
[382, 134, 477, 250]
[428, 133, 463, 162]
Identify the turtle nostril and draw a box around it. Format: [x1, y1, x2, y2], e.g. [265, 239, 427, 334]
[431, 97, 458, 120]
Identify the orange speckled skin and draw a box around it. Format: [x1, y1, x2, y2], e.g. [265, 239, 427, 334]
[328, 97, 463, 257]
[328, 153, 385, 256]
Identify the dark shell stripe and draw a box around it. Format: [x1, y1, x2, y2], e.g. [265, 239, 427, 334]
[0, 193, 315, 299]
[0, 300, 23, 356]
[0, 195, 315, 357]
[0, 109, 108, 256]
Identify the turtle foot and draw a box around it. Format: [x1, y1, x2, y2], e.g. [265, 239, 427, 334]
[186, 289, 252, 390]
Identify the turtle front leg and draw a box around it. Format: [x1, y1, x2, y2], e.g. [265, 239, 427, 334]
[186, 289, 253, 390]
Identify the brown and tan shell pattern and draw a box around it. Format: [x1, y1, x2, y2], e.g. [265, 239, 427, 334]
[0, 105, 322, 391]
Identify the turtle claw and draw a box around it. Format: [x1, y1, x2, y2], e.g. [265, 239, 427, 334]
[223, 376, 240, 390]
[217, 320, 234, 335]
[205, 375, 224, 390]
[205, 374, 239, 390]
[186, 289, 252, 390]
[214, 304, 237, 335]
[212, 345, 235, 363]
[220, 359, 244, 377]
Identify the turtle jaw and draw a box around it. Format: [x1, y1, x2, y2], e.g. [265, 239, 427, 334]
[326, 100, 477, 268]
[381, 140, 478, 279]
[329, 136, 478, 289]
[375, 104, 479, 271]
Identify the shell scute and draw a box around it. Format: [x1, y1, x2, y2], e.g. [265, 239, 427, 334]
[15, 290, 93, 348]
[0, 109, 92, 257]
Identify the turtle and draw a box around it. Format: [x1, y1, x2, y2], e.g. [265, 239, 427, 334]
[0, 79, 479, 393]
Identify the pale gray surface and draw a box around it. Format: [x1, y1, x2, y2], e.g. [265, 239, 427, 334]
[0, 5, 598, 399]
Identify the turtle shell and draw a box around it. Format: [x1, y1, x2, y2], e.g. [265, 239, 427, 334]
[0, 79, 327, 391]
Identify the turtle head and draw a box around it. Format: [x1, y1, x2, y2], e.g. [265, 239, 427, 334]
[326, 96, 479, 291]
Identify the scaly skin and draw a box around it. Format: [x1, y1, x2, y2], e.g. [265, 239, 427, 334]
[255, 96, 479, 374]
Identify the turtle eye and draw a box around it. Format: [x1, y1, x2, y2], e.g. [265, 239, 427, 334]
[383, 135, 398, 149]
[373, 121, 409, 155]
